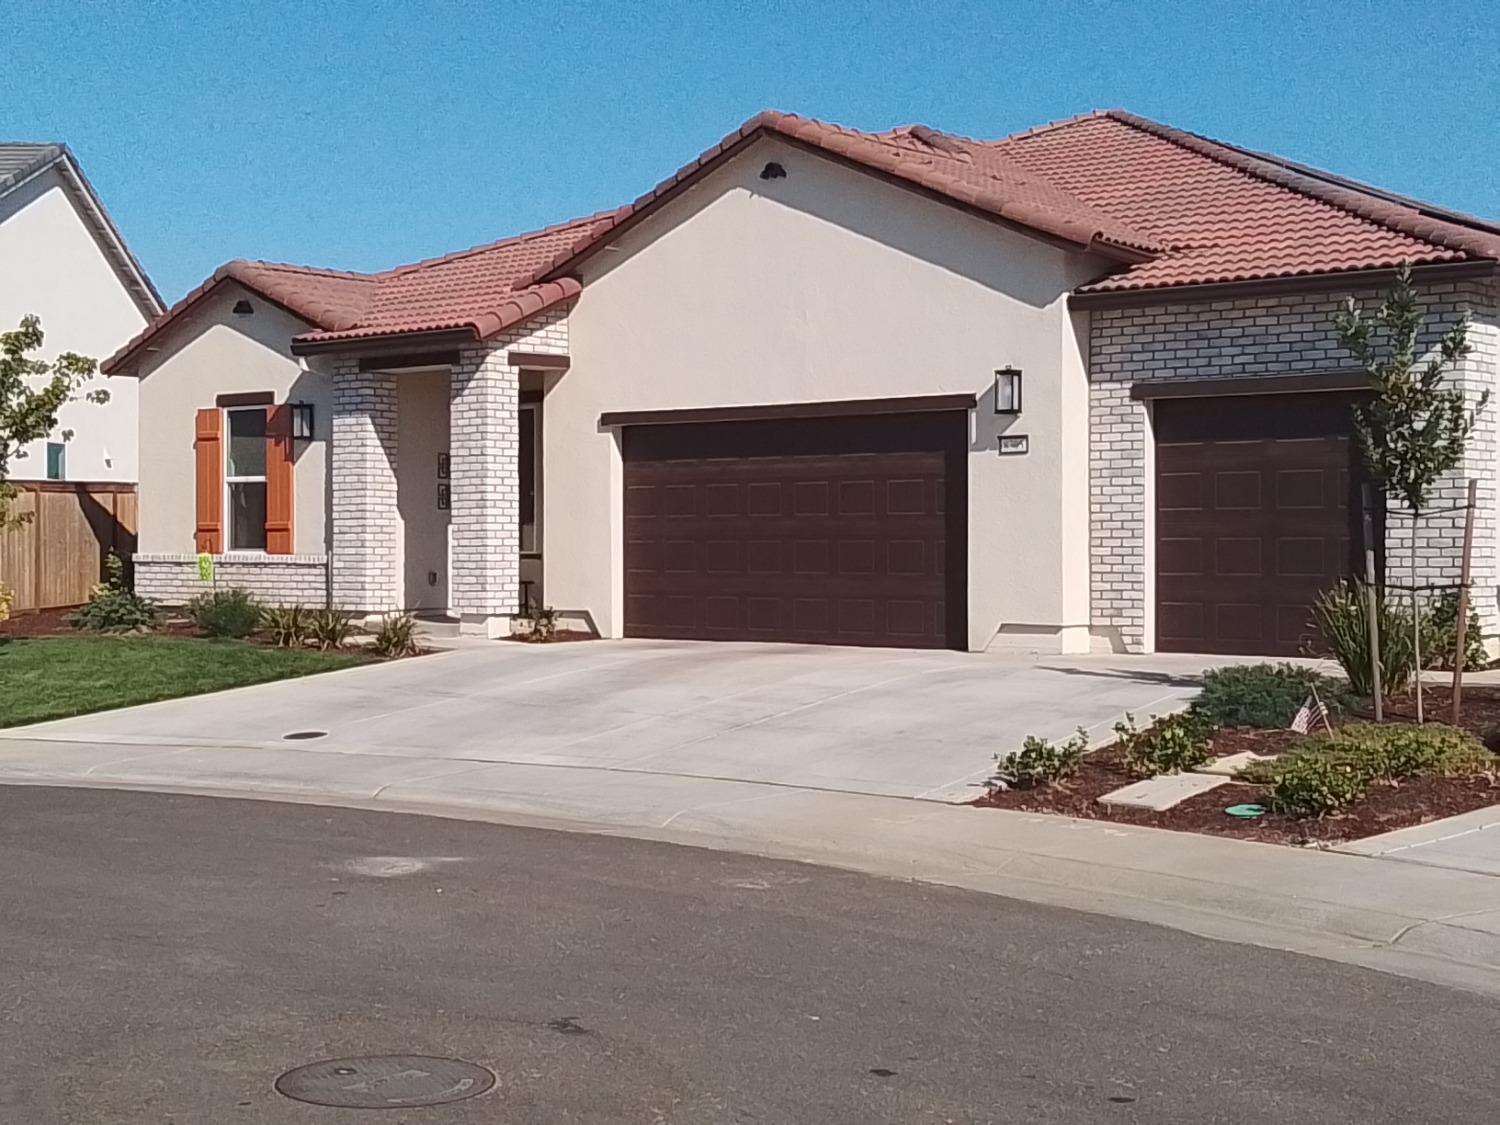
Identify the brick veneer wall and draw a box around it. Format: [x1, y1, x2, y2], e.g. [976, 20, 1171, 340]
[449, 306, 569, 622]
[134, 554, 329, 606]
[329, 359, 400, 611]
[1089, 278, 1500, 653]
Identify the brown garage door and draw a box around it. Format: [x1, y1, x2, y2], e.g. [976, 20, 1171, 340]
[1155, 392, 1374, 656]
[623, 412, 967, 648]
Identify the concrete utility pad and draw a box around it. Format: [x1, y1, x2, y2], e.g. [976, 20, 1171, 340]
[0, 639, 1217, 802]
[1099, 772, 1231, 811]
[1198, 750, 1279, 777]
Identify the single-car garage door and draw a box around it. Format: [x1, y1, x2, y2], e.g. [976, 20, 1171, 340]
[1155, 391, 1373, 656]
[622, 411, 967, 648]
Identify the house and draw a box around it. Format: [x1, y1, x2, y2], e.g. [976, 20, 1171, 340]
[105, 111, 1500, 656]
[1, 143, 162, 482]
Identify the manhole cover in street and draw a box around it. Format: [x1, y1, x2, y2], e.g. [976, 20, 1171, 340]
[275, 1055, 495, 1108]
[282, 730, 327, 741]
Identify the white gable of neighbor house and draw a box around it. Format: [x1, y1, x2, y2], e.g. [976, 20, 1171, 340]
[0, 163, 150, 482]
[552, 135, 1110, 649]
[133, 282, 334, 555]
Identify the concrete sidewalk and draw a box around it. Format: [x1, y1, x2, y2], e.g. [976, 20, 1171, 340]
[4, 726, 1500, 998]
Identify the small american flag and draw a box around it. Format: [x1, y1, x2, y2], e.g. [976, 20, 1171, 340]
[1289, 693, 1329, 734]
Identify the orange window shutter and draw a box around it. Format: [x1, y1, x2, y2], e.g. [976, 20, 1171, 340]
[194, 408, 223, 554]
[265, 404, 295, 554]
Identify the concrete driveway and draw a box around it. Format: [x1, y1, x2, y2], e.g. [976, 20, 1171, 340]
[0, 639, 1212, 801]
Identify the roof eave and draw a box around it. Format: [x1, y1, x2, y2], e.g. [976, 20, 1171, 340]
[1069, 258, 1499, 309]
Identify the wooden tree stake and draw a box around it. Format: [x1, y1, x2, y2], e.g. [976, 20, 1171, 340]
[1451, 479, 1478, 725]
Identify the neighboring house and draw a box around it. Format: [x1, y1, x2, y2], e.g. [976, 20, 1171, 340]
[0, 143, 162, 482]
[105, 110, 1500, 656]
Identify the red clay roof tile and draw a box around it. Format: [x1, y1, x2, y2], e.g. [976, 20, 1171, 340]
[989, 110, 1500, 292]
[105, 109, 1499, 372]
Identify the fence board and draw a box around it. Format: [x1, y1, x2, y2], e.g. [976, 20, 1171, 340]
[0, 483, 138, 613]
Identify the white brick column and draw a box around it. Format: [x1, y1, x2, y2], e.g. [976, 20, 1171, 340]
[448, 307, 570, 630]
[330, 358, 401, 611]
[449, 344, 521, 621]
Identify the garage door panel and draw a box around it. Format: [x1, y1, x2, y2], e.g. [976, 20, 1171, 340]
[1155, 392, 1372, 656]
[623, 412, 965, 648]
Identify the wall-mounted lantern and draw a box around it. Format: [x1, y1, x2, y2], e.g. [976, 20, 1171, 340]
[290, 402, 315, 440]
[994, 367, 1023, 414]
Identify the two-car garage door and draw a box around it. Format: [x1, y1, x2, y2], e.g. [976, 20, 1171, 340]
[622, 411, 967, 649]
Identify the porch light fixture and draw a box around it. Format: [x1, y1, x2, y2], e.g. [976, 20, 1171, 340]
[994, 367, 1022, 414]
[290, 402, 315, 440]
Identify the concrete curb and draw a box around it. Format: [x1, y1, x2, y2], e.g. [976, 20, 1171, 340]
[3, 737, 1500, 997]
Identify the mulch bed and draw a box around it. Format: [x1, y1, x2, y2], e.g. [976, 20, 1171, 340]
[502, 630, 598, 644]
[973, 686, 1500, 846]
[0, 607, 431, 657]
[0, 606, 78, 638]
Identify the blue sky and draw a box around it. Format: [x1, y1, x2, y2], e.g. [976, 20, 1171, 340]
[7, 0, 1497, 302]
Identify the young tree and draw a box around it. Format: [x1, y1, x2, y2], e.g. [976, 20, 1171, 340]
[1334, 265, 1484, 719]
[0, 315, 104, 528]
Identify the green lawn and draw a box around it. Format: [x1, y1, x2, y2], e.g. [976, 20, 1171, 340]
[0, 635, 370, 728]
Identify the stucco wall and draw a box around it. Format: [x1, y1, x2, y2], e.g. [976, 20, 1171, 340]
[551, 137, 1107, 650]
[131, 282, 332, 555]
[0, 166, 148, 482]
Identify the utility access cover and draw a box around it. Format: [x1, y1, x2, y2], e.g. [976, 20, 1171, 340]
[275, 1055, 495, 1109]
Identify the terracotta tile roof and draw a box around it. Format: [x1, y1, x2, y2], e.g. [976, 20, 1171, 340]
[104, 213, 612, 371]
[515, 110, 1162, 289]
[292, 212, 614, 346]
[106, 108, 1500, 371]
[988, 110, 1500, 293]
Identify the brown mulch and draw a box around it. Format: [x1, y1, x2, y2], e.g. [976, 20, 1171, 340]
[503, 630, 599, 644]
[0, 607, 432, 657]
[973, 687, 1500, 846]
[0, 606, 79, 638]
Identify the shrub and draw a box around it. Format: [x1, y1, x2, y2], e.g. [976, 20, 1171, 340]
[307, 608, 355, 651]
[264, 604, 311, 648]
[1309, 722, 1492, 783]
[1309, 583, 1414, 696]
[1259, 751, 1370, 817]
[521, 599, 560, 642]
[66, 552, 160, 633]
[992, 727, 1089, 789]
[187, 588, 262, 639]
[1242, 723, 1495, 817]
[371, 612, 421, 658]
[1419, 591, 1487, 672]
[1192, 663, 1352, 730]
[0, 582, 12, 623]
[1114, 711, 1214, 778]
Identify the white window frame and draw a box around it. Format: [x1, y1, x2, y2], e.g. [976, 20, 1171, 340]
[519, 402, 541, 556]
[224, 406, 268, 553]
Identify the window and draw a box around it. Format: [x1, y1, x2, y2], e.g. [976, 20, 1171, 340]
[519, 403, 540, 554]
[45, 442, 65, 481]
[225, 407, 267, 550]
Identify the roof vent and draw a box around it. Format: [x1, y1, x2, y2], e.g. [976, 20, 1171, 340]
[232, 299, 254, 315]
[759, 162, 787, 181]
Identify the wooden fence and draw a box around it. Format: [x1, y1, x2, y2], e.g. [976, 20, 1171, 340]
[0, 482, 138, 613]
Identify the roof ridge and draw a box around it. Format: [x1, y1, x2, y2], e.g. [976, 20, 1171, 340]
[381, 208, 620, 277]
[992, 109, 1115, 145]
[230, 258, 377, 281]
[1103, 110, 1500, 260]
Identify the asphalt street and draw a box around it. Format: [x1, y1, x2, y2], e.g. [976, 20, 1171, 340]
[2, 785, 1497, 1124]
